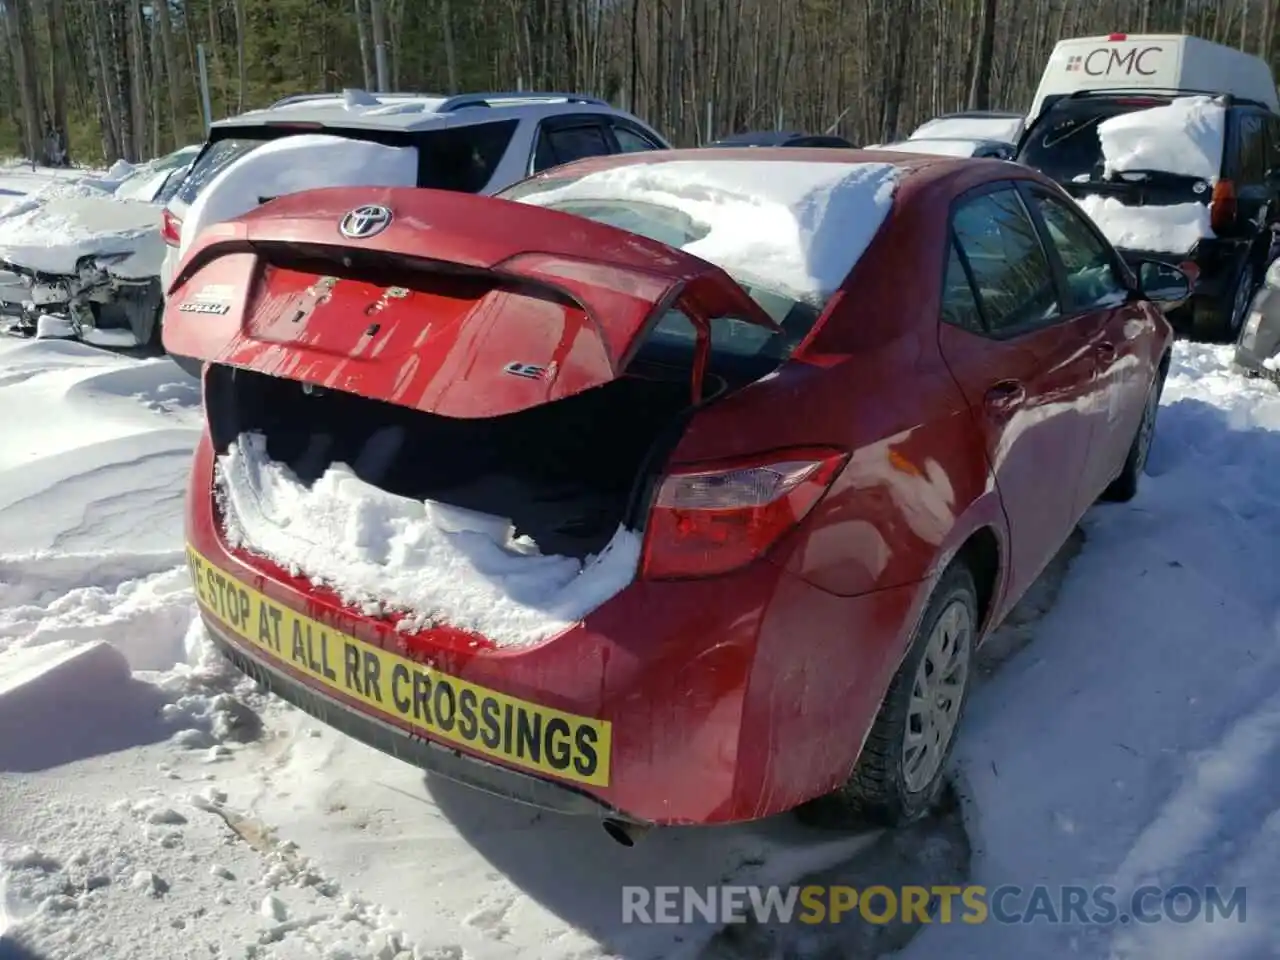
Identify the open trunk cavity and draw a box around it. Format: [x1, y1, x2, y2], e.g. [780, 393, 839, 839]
[205, 363, 709, 559]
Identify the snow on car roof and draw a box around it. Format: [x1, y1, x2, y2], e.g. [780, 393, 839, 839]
[1096, 95, 1226, 182]
[869, 138, 997, 157]
[509, 158, 900, 306]
[910, 114, 1024, 143]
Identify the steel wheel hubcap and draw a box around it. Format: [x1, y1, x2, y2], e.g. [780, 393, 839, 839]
[902, 598, 972, 794]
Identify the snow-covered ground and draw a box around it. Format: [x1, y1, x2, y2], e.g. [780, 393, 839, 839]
[1, 333, 1278, 960]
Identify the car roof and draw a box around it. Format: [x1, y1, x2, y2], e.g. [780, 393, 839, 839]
[210, 90, 634, 134]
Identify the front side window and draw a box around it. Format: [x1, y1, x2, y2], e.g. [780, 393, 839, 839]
[613, 125, 662, 153]
[952, 188, 1059, 333]
[533, 124, 612, 172]
[1031, 192, 1129, 311]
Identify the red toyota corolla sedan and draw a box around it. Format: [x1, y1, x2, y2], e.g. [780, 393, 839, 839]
[164, 148, 1182, 846]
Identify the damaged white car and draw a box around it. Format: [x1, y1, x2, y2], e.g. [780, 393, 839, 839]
[0, 145, 200, 348]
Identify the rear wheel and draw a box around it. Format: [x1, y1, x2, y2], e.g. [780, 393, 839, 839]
[1101, 361, 1166, 503]
[1196, 257, 1258, 343]
[796, 563, 977, 828]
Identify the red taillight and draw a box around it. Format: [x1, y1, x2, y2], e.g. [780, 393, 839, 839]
[640, 447, 848, 579]
[1108, 32, 1128, 40]
[1210, 180, 1237, 233]
[162, 209, 183, 247]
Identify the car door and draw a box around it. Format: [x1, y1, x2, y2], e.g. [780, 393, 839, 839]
[529, 116, 616, 175]
[936, 184, 1097, 605]
[1020, 184, 1154, 512]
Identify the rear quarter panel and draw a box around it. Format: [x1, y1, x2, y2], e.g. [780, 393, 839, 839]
[666, 165, 1012, 811]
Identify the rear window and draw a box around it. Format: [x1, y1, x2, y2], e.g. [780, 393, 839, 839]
[1019, 99, 1194, 183]
[174, 119, 518, 207]
[1019, 106, 1120, 182]
[173, 137, 268, 206]
[497, 193, 819, 368]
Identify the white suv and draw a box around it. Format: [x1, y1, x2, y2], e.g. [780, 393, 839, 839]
[159, 90, 670, 294]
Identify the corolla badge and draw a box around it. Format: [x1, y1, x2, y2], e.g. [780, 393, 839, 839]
[339, 204, 393, 239]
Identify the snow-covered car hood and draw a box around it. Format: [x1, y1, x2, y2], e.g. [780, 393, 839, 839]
[0, 195, 164, 279]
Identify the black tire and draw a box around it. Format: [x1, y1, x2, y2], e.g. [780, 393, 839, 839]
[796, 562, 977, 829]
[1194, 256, 1258, 343]
[1101, 360, 1167, 503]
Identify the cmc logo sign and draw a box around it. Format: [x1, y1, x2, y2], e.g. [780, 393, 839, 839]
[1065, 45, 1163, 77]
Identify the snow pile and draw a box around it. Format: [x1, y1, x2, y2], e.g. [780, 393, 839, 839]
[511, 158, 899, 306]
[177, 134, 419, 261]
[1076, 194, 1212, 254]
[904, 342, 1280, 959]
[214, 432, 642, 646]
[1098, 95, 1226, 181]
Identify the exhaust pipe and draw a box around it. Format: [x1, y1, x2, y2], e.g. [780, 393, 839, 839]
[602, 818, 650, 847]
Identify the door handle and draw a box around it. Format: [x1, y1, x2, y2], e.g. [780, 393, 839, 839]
[1096, 341, 1116, 361]
[984, 379, 1025, 413]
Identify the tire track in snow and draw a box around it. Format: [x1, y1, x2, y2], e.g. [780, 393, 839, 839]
[1106, 806, 1280, 960]
[1102, 682, 1280, 905]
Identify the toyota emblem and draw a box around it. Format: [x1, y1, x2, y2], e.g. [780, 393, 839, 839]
[339, 204, 393, 239]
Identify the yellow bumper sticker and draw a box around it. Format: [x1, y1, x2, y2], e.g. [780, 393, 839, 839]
[186, 545, 611, 786]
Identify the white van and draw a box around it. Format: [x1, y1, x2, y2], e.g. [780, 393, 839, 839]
[1028, 33, 1279, 125]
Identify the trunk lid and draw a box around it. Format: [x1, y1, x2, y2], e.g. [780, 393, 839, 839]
[163, 186, 779, 417]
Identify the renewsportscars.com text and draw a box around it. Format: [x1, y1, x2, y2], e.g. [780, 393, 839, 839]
[621, 884, 1247, 926]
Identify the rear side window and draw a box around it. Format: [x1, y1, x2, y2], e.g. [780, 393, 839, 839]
[173, 138, 268, 206]
[952, 189, 1059, 333]
[1236, 114, 1269, 185]
[417, 119, 518, 192]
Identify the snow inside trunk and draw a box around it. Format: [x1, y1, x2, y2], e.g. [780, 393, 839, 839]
[205, 365, 694, 646]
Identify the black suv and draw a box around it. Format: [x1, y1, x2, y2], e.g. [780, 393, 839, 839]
[1016, 88, 1280, 341]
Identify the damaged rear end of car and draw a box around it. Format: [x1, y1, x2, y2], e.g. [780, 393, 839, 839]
[170, 184, 864, 834]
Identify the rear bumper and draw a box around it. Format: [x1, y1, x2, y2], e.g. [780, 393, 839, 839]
[203, 616, 633, 821]
[185, 428, 921, 826]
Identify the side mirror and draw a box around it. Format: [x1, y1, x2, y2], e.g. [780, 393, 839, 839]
[1135, 258, 1193, 305]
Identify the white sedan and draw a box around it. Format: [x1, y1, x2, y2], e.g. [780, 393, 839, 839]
[0, 145, 200, 348]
